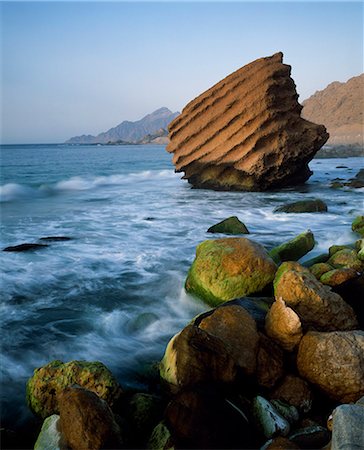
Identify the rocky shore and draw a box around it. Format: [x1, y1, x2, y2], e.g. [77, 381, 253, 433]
[3, 212, 364, 450]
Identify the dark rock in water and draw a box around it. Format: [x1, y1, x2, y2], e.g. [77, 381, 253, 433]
[167, 52, 328, 191]
[58, 386, 123, 450]
[274, 199, 327, 213]
[39, 236, 72, 242]
[165, 386, 253, 449]
[269, 230, 315, 263]
[3, 243, 48, 252]
[346, 168, 364, 188]
[289, 425, 330, 449]
[26, 360, 122, 419]
[207, 216, 249, 234]
[302, 253, 329, 267]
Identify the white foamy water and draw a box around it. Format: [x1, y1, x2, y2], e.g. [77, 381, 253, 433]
[0, 143, 363, 426]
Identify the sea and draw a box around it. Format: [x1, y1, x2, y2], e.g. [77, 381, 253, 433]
[0, 144, 363, 429]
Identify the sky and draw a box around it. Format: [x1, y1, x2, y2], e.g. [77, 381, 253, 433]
[0, 1, 363, 144]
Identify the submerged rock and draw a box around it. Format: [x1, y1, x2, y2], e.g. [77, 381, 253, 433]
[269, 230, 315, 263]
[297, 330, 364, 403]
[185, 237, 277, 306]
[3, 243, 48, 252]
[352, 216, 364, 236]
[58, 386, 122, 450]
[207, 216, 249, 234]
[26, 360, 122, 419]
[274, 199, 327, 213]
[167, 52, 328, 191]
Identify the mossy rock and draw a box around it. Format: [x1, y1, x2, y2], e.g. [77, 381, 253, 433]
[185, 238, 277, 306]
[309, 263, 333, 280]
[269, 230, 315, 264]
[207, 216, 249, 235]
[26, 360, 122, 419]
[148, 422, 174, 450]
[328, 249, 364, 271]
[320, 268, 359, 287]
[329, 245, 353, 257]
[356, 239, 364, 261]
[352, 216, 364, 237]
[274, 199, 327, 214]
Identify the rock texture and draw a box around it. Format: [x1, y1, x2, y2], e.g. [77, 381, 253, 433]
[167, 52, 328, 191]
[302, 74, 364, 147]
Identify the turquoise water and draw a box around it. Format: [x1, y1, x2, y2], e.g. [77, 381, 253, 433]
[0, 144, 363, 427]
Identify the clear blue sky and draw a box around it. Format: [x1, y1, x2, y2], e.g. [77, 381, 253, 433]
[1, 1, 363, 144]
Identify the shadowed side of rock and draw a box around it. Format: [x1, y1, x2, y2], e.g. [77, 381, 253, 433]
[167, 52, 328, 191]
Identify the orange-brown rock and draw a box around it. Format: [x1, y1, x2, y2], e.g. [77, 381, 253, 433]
[167, 52, 328, 191]
[256, 333, 285, 389]
[270, 375, 313, 413]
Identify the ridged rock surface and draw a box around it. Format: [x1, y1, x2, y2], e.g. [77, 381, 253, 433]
[167, 52, 329, 191]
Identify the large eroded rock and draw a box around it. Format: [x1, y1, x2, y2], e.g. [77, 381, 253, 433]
[167, 52, 328, 191]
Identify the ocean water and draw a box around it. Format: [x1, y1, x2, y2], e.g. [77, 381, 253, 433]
[0, 144, 363, 427]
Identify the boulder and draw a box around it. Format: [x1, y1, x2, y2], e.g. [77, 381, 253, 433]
[274, 262, 358, 331]
[309, 262, 333, 279]
[331, 402, 364, 450]
[58, 386, 122, 450]
[270, 375, 313, 413]
[352, 216, 364, 237]
[26, 360, 122, 419]
[256, 332, 285, 389]
[297, 331, 364, 403]
[252, 396, 290, 439]
[320, 267, 359, 286]
[269, 230, 315, 264]
[328, 244, 352, 256]
[185, 238, 277, 306]
[274, 199, 327, 214]
[265, 297, 303, 351]
[207, 216, 249, 234]
[166, 52, 328, 191]
[34, 415, 63, 450]
[328, 248, 364, 271]
[160, 304, 259, 390]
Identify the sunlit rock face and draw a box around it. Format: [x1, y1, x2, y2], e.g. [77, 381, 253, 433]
[167, 52, 329, 191]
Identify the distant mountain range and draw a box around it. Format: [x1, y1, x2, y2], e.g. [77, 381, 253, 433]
[302, 74, 363, 147]
[65, 107, 179, 144]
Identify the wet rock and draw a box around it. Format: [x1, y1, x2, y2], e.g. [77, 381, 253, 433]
[309, 262, 333, 279]
[165, 387, 252, 449]
[58, 386, 122, 450]
[261, 436, 299, 449]
[356, 238, 364, 261]
[207, 216, 249, 234]
[274, 199, 327, 213]
[167, 52, 328, 191]
[147, 421, 174, 450]
[185, 237, 277, 306]
[26, 360, 122, 419]
[252, 396, 290, 439]
[3, 243, 48, 252]
[274, 262, 358, 331]
[269, 230, 315, 264]
[265, 297, 303, 351]
[320, 267, 359, 286]
[289, 425, 330, 449]
[160, 304, 259, 390]
[347, 168, 364, 188]
[328, 244, 352, 256]
[270, 375, 313, 413]
[256, 333, 285, 389]
[331, 402, 364, 450]
[270, 400, 299, 424]
[328, 248, 364, 271]
[352, 216, 364, 237]
[34, 415, 63, 450]
[39, 236, 72, 242]
[297, 330, 364, 403]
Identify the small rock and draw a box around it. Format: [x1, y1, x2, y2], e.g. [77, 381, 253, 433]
[352, 216, 364, 237]
[274, 199, 327, 214]
[207, 216, 249, 234]
[147, 422, 174, 450]
[34, 415, 63, 450]
[253, 396, 290, 439]
[270, 375, 313, 413]
[58, 386, 122, 450]
[265, 297, 303, 351]
[328, 248, 363, 271]
[269, 230, 315, 264]
[309, 262, 333, 279]
[3, 243, 48, 252]
[297, 330, 364, 403]
[270, 400, 299, 424]
[289, 425, 330, 449]
[320, 268, 359, 286]
[328, 244, 352, 256]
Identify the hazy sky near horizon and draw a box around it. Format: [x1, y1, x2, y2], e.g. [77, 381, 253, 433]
[1, 1, 363, 144]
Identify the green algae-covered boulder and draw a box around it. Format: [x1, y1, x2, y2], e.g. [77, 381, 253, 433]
[356, 239, 364, 261]
[320, 268, 359, 287]
[269, 230, 315, 264]
[207, 216, 249, 235]
[274, 199, 327, 214]
[309, 262, 333, 280]
[328, 248, 364, 271]
[329, 245, 353, 257]
[185, 238, 277, 306]
[352, 216, 364, 237]
[26, 360, 122, 419]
